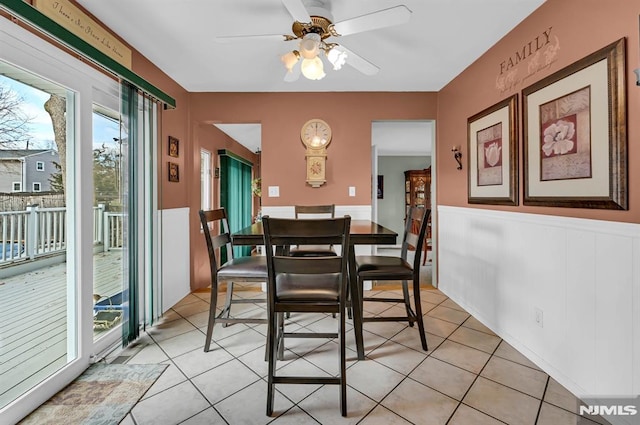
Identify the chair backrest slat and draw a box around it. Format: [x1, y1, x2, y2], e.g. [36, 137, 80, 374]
[294, 204, 335, 218]
[400, 206, 431, 271]
[273, 256, 343, 274]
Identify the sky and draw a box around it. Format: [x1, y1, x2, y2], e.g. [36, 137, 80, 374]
[0, 74, 120, 151]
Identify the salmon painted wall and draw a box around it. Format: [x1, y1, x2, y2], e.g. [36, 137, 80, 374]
[189, 92, 437, 206]
[187, 91, 437, 289]
[437, 0, 640, 223]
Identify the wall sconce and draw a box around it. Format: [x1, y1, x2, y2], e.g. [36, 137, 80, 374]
[452, 146, 463, 170]
[634, 69, 640, 86]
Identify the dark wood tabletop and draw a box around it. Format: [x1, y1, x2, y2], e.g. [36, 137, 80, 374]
[232, 219, 397, 246]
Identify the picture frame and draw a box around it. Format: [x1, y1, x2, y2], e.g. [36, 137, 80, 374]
[522, 38, 627, 209]
[168, 136, 179, 158]
[168, 162, 179, 182]
[377, 175, 384, 199]
[467, 94, 518, 206]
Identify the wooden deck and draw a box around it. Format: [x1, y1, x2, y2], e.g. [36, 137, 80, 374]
[0, 251, 123, 409]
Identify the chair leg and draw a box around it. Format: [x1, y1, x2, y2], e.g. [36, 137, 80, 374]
[277, 312, 285, 360]
[353, 277, 365, 360]
[204, 280, 220, 352]
[339, 306, 347, 417]
[412, 278, 428, 351]
[266, 307, 278, 416]
[401, 279, 414, 327]
[222, 281, 234, 327]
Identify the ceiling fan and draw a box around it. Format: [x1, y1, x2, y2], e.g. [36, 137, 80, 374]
[215, 0, 412, 81]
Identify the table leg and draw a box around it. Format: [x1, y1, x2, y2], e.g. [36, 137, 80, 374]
[348, 242, 365, 360]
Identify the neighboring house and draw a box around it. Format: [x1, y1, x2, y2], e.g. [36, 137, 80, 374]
[0, 149, 60, 193]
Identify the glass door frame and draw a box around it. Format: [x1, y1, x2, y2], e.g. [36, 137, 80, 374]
[1, 17, 120, 423]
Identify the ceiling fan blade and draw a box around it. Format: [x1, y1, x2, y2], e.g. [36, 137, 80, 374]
[215, 34, 289, 43]
[333, 5, 412, 36]
[282, 0, 311, 23]
[284, 65, 301, 82]
[340, 45, 379, 76]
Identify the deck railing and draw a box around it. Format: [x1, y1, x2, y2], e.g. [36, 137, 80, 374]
[0, 205, 124, 264]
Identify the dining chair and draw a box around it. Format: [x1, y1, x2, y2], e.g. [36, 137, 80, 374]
[354, 206, 431, 351]
[288, 204, 337, 257]
[198, 209, 268, 352]
[262, 215, 351, 417]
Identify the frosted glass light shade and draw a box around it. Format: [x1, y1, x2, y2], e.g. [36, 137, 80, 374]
[301, 56, 326, 80]
[281, 50, 300, 72]
[299, 33, 321, 59]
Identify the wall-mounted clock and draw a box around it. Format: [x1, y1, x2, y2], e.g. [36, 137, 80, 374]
[301, 119, 332, 148]
[301, 119, 332, 188]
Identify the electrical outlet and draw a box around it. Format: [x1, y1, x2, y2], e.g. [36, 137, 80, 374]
[534, 308, 543, 328]
[349, 186, 356, 197]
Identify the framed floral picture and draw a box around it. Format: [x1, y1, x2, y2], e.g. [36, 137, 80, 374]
[168, 162, 179, 182]
[168, 136, 179, 158]
[522, 38, 627, 209]
[467, 94, 518, 205]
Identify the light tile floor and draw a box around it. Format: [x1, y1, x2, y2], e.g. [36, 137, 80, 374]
[115, 284, 611, 425]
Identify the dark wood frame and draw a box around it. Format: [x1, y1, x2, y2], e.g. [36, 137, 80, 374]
[377, 175, 383, 199]
[467, 94, 518, 206]
[168, 136, 179, 158]
[168, 162, 179, 182]
[522, 38, 627, 209]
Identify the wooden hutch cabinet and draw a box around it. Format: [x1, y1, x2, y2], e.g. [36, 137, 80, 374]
[404, 168, 431, 213]
[404, 168, 432, 263]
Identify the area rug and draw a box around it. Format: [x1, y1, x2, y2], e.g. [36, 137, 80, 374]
[19, 363, 167, 425]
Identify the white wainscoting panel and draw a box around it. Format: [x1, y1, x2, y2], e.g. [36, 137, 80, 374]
[438, 206, 640, 422]
[160, 207, 190, 313]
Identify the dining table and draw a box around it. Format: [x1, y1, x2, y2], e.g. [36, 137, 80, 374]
[232, 219, 397, 360]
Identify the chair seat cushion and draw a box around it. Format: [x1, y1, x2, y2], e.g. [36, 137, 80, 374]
[276, 273, 340, 301]
[289, 245, 337, 257]
[356, 255, 413, 279]
[218, 256, 268, 280]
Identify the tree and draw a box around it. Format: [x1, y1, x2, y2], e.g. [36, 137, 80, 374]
[44, 94, 67, 194]
[0, 83, 33, 147]
[93, 144, 119, 205]
[48, 161, 64, 193]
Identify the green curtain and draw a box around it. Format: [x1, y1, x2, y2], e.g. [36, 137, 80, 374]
[219, 152, 253, 260]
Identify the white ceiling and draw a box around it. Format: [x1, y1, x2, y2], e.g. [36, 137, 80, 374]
[77, 0, 545, 93]
[76, 0, 544, 152]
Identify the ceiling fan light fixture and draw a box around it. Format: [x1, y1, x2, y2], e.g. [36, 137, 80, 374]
[301, 56, 326, 80]
[326, 47, 347, 70]
[299, 33, 321, 59]
[281, 50, 300, 71]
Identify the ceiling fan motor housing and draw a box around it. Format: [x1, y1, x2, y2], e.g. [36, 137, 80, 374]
[292, 15, 336, 40]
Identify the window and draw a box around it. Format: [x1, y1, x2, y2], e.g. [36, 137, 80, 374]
[36, 161, 45, 171]
[201, 149, 212, 211]
[33, 182, 41, 192]
[12, 182, 22, 192]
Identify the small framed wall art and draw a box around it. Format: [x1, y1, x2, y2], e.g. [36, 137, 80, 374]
[168, 162, 179, 182]
[168, 136, 179, 158]
[467, 94, 518, 206]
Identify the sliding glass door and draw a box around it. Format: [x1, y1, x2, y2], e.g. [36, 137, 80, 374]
[0, 63, 78, 416]
[0, 16, 159, 423]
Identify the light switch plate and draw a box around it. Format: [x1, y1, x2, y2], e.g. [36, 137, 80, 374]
[268, 186, 279, 197]
[349, 186, 356, 197]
